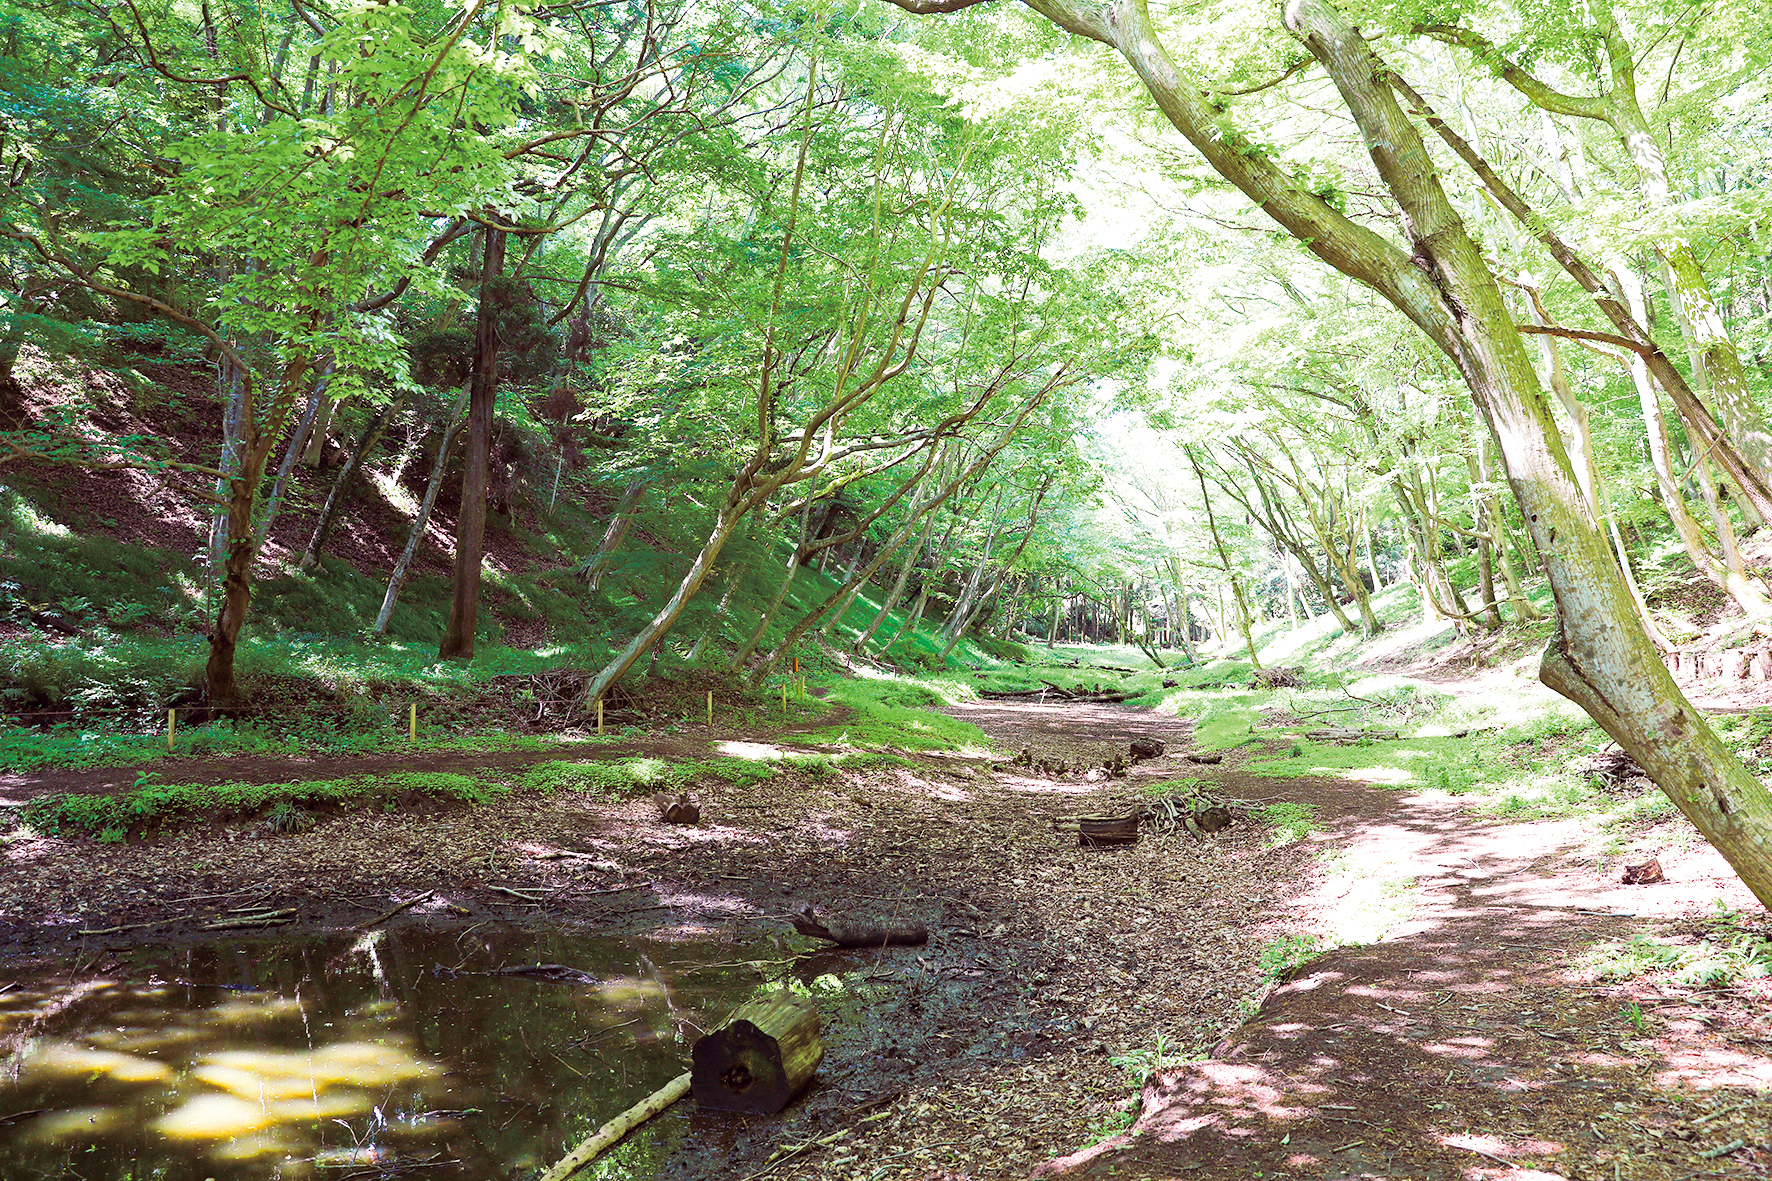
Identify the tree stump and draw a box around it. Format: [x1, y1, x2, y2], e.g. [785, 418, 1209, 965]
[691, 993, 823, 1114]
[1129, 738, 1166, 760]
[655, 791, 700, 824]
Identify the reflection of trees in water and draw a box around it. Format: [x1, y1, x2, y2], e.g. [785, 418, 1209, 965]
[0, 928, 759, 1179]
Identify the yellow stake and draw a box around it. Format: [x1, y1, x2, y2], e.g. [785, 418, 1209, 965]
[597, 699, 604, 735]
[167, 708, 176, 753]
[409, 702, 417, 743]
[707, 690, 713, 726]
[782, 683, 788, 715]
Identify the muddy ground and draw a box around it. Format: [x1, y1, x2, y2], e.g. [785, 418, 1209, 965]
[2, 696, 1770, 1180]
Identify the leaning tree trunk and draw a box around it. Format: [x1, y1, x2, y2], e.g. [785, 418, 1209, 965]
[298, 391, 406, 571]
[1280, 0, 1772, 905]
[580, 477, 648, 591]
[439, 227, 505, 661]
[373, 390, 469, 636]
[686, 564, 748, 662]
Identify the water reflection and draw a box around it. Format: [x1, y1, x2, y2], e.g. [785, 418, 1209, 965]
[0, 926, 762, 1179]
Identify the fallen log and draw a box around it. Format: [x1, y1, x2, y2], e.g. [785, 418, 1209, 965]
[1305, 728, 1400, 743]
[655, 791, 701, 824]
[1185, 752, 1223, 764]
[1077, 811, 1140, 847]
[790, 902, 927, 947]
[538, 1071, 691, 1181]
[691, 992, 823, 1114]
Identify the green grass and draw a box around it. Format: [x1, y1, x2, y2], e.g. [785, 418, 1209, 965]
[806, 675, 992, 752]
[18, 769, 510, 840]
[1182, 693, 1265, 751]
[1588, 917, 1772, 989]
[520, 757, 687, 796]
[1259, 800, 1319, 846]
[1258, 933, 1327, 981]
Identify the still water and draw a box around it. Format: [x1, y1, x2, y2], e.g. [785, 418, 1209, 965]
[0, 926, 770, 1179]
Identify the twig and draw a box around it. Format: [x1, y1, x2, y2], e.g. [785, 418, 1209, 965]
[1457, 1144, 1524, 1168]
[199, 907, 296, 930]
[490, 885, 555, 900]
[1692, 1101, 1754, 1126]
[1697, 1139, 1744, 1160]
[362, 890, 435, 929]
[741, 1111, 892, 1181]
[77, 918, 176, 936]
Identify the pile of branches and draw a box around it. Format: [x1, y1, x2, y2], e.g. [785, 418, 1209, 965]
[979, 680, 1130, 704]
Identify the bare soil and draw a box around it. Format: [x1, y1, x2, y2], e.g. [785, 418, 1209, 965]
[2, 697, 1769, 1180]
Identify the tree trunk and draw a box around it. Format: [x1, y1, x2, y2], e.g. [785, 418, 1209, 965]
[257, 359, 333, 552]
[581, 477, 648, 591]
[373, 390, 469, 636]
[439, 226, 505, 661]
[1281, 0, 1772, 904]
[298, 391, 406, 572]
[687, 565, 747, 662]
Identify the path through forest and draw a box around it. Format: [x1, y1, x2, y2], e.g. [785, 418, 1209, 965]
[1, 693, 1768, 1179]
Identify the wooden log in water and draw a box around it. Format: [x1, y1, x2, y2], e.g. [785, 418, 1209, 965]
[691, 992, 823, 1114]
[538, 1071, 690, 1181]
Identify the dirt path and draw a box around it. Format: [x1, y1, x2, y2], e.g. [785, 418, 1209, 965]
[1029, 735, 1772, 1181]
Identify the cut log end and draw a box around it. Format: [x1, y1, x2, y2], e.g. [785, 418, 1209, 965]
[691, 993, 823, 1114]
[655, 791, 701, 824]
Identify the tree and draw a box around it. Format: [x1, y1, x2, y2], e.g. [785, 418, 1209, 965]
[884, 0, 1772, 905]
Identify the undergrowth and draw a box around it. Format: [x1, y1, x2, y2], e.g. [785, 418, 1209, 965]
[19, 770, 506, 841]
[1588, 906, 1772, 989]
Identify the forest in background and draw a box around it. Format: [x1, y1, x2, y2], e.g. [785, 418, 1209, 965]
[6, 0, 1772, 900]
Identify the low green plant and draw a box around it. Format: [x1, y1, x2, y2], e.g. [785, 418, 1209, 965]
[1258, 933, 1327, 981]
[1620, 1002, 1647, 1034]
[1139, 776, 1205, 799]
[694, 756, 779, 788]
[520, 758, 686, 797]
[1259, 800, 1319, 846]
[1109, 1032, 1186, 1087]
[1079, 1109, 1135, 1148]
[20, 768, 512, 837]
[1589, 925, 1772, 988]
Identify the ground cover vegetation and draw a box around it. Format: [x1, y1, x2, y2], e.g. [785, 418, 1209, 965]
[3, 0, 1772, 1175]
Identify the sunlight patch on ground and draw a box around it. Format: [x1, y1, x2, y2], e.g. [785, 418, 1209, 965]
[1330, 766, 1415, 786]
[716, 741, 788, 760]
[366, 468, 419, 517]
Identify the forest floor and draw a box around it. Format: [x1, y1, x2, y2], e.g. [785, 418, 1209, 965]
[2, 688, 1770, 1180]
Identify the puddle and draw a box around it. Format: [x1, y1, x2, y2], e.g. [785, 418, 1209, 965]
[0, 926, 774, 1179]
